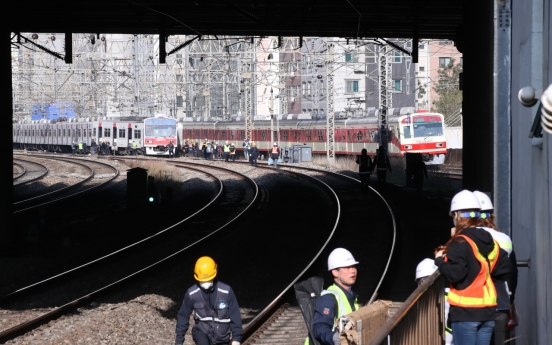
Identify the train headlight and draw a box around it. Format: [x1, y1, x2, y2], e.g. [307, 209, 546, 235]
[404, 145, 412, 150]
[436, 143, 444, 147]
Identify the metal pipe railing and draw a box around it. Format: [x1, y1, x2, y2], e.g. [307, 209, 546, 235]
[367, 270, 445, 345]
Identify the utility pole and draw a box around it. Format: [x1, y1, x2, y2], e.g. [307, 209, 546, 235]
[325, 39, 335, 164]
[270, 88, 274, 144]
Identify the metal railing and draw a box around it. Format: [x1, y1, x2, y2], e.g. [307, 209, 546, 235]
[367, 270, 446, 345]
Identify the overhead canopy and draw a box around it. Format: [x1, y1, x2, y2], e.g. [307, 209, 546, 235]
[8, 0, 463, 39]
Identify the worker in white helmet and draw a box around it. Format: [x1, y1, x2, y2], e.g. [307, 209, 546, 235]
[309, 248, 359, 345]
[415, 258, 454, 345]
[435, 190, 513, 344]
[472, 191, 518, 344]
[270, 142, 280, 168]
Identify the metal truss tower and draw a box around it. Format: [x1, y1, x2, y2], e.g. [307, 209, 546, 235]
[325, 40, 335, 164]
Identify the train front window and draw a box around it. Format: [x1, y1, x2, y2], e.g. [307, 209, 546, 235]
[413, 123, 443, 137]
[145, 118, 177, 137]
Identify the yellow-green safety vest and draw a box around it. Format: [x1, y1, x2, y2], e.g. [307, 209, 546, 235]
[224, 144, 231, 153]
[132, 142, 137, 149]
[304, 284, 359, 345]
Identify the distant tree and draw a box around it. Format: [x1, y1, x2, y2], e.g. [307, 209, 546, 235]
[431, 57, 463, 118]
[417, 79, 428, 110]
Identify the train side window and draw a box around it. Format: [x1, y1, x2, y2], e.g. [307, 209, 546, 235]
[118, 129, 125, 138]
[306, 130, 311, 141]
[231, 131, 234, 140]
[261, 130, 266, 141]
[222, 131, 226, 140]
[93, 128, 96, 137]
[403, 126, 411, 139]
[283, 131, 288, 141]
[134, 130, 141, 139]
[104, 128, 111, 137]
[357, 131, 362, 141]
[318, 130, 323, 141]
[293, 131, 297, 141]
[203, 130, 208, 139]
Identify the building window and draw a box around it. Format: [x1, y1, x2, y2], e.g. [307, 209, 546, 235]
[439, 57, 451, 68]
[302, 82, 307, 96]
[439, 40, 451, 45]
[460, 57, 463, 65]
[119, 129, 126, 138]
[319, 80, 324, 95]
[419, 44, 425, 50]
[419, 66, 425, 72]
[346, 80, 359, 93]
[366, 52, 376, 64]
[134, 130, 141, 139]
[307, 82, 312, 96]
[345, 52, 357, 62]
[393, 51, 402, 63]
[393, 79, 402, 92]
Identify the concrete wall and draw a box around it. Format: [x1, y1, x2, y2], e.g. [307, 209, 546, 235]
[511, 0, 552, 343]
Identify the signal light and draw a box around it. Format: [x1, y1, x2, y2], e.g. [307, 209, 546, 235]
[149, 196, 154, 203]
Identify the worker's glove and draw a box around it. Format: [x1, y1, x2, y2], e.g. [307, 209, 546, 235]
[231, 342, 241, 345]
[333, 332, 341, 345]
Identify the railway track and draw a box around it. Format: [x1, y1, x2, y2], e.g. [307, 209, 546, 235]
[0, 162, 259, 343]
[12, 162, 25, 180]
[12, 158, 48, 185]
[208, 160, 397, 345]
[13, 155, 119, 213]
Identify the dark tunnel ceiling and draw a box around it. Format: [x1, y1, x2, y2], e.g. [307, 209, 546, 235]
[9, 0, 463, 39]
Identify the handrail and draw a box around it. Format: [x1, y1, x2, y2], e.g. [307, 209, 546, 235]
[367, 270, 445, 345]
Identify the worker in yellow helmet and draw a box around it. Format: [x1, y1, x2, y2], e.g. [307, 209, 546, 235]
[175, 256, 242, 345]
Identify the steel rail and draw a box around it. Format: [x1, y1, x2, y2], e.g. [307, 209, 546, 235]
[13, 156, 119, 213]
[230, 160, 397, 306]
[216, 160, 396, 343]
[12, 159, 48, 185]
[1, 164, 222, 301]
[12, 162, 26, 180]
[0, 163, 259, 344]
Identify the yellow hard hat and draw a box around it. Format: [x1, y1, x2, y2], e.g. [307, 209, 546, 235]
[252, 142, 256, 146]
[194, 256, 217, 282]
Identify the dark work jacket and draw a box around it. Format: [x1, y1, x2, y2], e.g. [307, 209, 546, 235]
[175, 281, 242, 345]
[249, 147, 259, 159]
[312, 283, 358, 345]
[435, 227, 513, 322]
[356, 155, 372, 173]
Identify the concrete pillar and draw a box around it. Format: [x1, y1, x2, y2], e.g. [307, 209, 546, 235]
[462, 0, 495, 192]
[2, 31, 13, 246]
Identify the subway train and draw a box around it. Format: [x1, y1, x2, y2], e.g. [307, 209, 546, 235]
[12, 114, 177, 156]
[178, 110, 447, 164]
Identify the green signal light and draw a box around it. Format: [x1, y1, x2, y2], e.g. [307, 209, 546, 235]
[149, 197, 154, 202]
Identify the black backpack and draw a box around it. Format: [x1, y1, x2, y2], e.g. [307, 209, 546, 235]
[294, 277, 324, 345]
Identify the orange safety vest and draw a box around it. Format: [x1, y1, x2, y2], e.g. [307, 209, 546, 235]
[446, 234, 499, 308]
[272, 146, 279, 154]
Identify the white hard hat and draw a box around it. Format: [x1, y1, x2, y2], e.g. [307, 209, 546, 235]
[327, 248, 359, 271]
[415, 258, 437, 281]
[473, 191, 493, 212]
[449, 190, 481, 216]
[273, 142, 277, 146]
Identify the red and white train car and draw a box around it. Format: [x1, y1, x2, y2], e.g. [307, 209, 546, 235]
[177, 112, 447, 163]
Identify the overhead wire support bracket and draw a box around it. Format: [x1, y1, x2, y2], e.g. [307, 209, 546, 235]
[378, 37, 411, 56]
[15, 34, 64, 60]
[167, 35, 201, 56]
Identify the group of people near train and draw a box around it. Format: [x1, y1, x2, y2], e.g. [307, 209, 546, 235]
[179, 138, 277, 168]
[174, 188, 516, 345]
[71, 138, 115, 155]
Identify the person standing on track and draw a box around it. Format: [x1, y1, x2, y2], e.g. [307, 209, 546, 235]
[175, 256, 242, 345]
[224, 141, 231, 162]
[372, 146, 392, 184]
[413, 154, 428, 195]
[270, 143, 280, 168]
[434, 190, 513, 345]
[91, 139, 97, 155]
[311, 248, 359, 345]
[356, 148, 373, 192]
[472, 191, 518, 345]
[249, 142, 259, 166]
[168, 140, 175, 159]
[229, 143, 236, 162]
